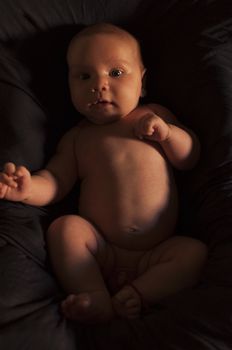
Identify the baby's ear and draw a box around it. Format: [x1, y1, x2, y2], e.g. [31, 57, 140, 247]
[141, 87, 147, 98]
[141, 69, 147, 97]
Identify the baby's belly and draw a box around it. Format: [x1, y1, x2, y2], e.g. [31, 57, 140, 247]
[78, 172, 178, 251]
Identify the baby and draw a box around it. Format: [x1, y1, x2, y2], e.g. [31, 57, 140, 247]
[0, 23, 207, 323]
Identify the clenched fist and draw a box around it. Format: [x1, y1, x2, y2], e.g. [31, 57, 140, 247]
[134, 113, 171, 142]
[0, 162, 32, 202]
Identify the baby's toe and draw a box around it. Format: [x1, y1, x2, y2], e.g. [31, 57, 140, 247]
[112, 285, 142, 319]
[125, 297, 141, 308]
[61, 293, 91, 319]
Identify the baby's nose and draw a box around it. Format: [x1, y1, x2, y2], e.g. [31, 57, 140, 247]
[91, 76, 109, 92]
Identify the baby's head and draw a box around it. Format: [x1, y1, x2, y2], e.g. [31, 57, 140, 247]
[67, 23, 146, 124]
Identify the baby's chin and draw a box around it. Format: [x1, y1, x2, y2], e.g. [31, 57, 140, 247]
[85, 113, 123, 125]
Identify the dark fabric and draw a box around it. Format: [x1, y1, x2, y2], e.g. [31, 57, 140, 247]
[132, 0, 232, 246]
[0, 0, 232, 349]
[0, 0, 142, 42]
[0, 45, 47, 171]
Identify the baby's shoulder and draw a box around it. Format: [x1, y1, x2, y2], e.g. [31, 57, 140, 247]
[56, 125, 81, 151]
[62, 119, 88, 138]
[59, 119, 94, 146]
[138, 103, 178, 123]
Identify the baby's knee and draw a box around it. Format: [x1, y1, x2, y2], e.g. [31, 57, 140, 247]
[47, 215, 76, 237]
[47, 215, 90, 244]
[180, 237, 208, 263]
[47, 215, 105, 256]
[174, 237, 208, 282]
[155, 236, 207, 275]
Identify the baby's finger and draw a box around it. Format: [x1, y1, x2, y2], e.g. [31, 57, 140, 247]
[144, 115, 160, 135]
[135, 118, 151, 139]
[1, 173, 18, 188]
[4, 162, 16, 176]
[0, 183, 7, 198]
[14, 165, 30, 178]
[0, 182, 17, 198]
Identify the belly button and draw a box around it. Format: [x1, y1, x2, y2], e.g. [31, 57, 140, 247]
[127, 226, 140, 234]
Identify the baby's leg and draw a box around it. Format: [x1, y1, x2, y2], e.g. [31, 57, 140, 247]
[47, 215, 113, 324]
[113, 236, 207, 318]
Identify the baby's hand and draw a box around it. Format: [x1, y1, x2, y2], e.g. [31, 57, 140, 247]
[0, 162, 32, 202]
[134, 113, 171, 142]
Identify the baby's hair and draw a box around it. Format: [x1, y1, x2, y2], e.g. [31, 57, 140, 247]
[67, 22, 145, 70]
[72, 23, 135, 40]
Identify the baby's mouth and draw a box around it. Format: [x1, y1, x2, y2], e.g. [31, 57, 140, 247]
[88, 99, 114, 107]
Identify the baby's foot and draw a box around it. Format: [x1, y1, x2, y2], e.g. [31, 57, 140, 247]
[61, 290, 113, 324]
[112, 284, 142, 319]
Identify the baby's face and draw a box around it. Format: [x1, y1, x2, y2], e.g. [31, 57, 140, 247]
[67, 33, 145, 124]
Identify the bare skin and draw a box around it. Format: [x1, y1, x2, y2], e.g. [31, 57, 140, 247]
[0, 24, 206, 323]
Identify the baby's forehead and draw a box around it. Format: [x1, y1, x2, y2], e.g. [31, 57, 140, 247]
[67, 30, 142, 66]
[70, 30, 136, 51]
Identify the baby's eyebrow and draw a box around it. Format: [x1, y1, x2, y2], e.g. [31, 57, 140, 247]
[106, 59, 130, 67]
[69, 64, 90, 70]
[69, 60, 131, 73]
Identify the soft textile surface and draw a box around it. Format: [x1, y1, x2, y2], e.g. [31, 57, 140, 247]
[0, 45, 47, 171]
[0, 0, 232, 349]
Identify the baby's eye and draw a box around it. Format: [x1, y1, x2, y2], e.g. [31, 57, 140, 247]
[109, 69, 123, 78]
[79, 73, 90, 80]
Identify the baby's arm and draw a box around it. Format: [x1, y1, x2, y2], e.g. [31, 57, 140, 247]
[0, 127, 79, 206]
[134, 104, 200, 170]
[0, 162, 58, 205]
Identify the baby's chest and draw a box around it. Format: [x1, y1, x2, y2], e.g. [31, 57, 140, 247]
[76, 133, 165, 179]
